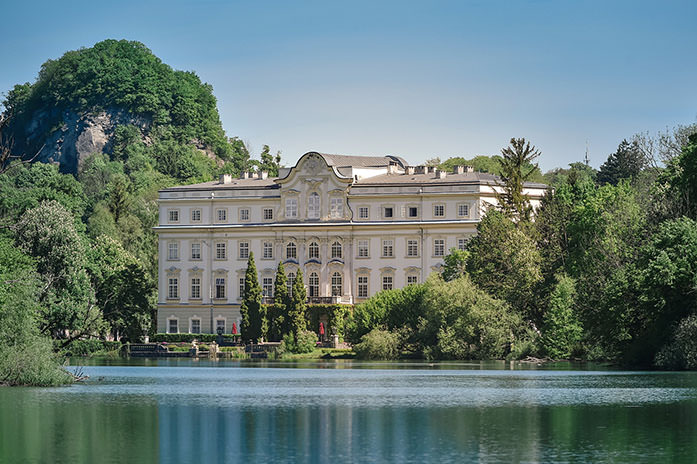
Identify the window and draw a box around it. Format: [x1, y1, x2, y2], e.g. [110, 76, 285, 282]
[216, 319, 225, 333]
[458, 238, 468, 251]
[358, 207, 369, 219]
[408, 206, 418, 218]
[330, 197, 343, 218]
[239, 242, 249, 259]
[263, 242, 274, 259]
[168, 277, 179, 299]
[383, 207, 394, 218]
[331, 241, 342, 259]
[407, 239, 419, 257]
[382, 239, 393, 258]
[240, 208, 250, 221]
[287, 272, 296, 296]
[286, 242, 297, 259]
[191, 209, 201, 222]
[263, 208, 274, 221]
[215, 277, 226, 299]
[190, 277, 201, 299]
[216, 209, 227, 222]
[407, 274, 419, 285]
[168, 242, 179, 260]
[191, 243, 201, 260]
[308, 241, 320, 259]
[357, 240, 369, 258]
[434, 239, 445, 257]
[239, 277, 245, 298]
[358, 275, 368, 298]
[168, 209, 179, 223]
[191, 319, 201, 334]
[285, 198, 298, 218]
[308, 192, 320, 219]
[309, 272, 319, 297]
[216, 242, 227, 260]
[458, 204, 469, 217]
[331, 272, 342, 296]
[382, 275, 393, 291]
[168, 319, 178, 334]
[434, 205, 445, 217]
[262, 277, 273, 297]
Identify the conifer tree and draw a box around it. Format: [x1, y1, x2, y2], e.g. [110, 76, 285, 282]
[288, 267, 307, 334]
[496, 138, 541, 222]
[267, 261, 288, 341]
[240, 252, 263, 343]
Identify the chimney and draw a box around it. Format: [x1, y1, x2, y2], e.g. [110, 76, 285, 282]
[239, 171, 249, 179]
[219, 174, 233, 184]
[260, 171, 268, 179]
[414, 165, 426, 174]
[453, 165, 465, 174]
[465, 165, 474, 173]
[427, 166, 436, 174]
[406, 166, 415, 175]
[388, 164, 399, 174]
[436, 169, 447, 179]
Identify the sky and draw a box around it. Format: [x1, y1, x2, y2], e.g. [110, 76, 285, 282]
[1, 0, 696, 171]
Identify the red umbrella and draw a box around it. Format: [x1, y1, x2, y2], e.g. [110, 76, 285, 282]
[319, 322, 325, 336]
[232, 322, 237, 334]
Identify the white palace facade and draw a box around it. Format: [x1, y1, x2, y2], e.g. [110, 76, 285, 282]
[155, 152, 547, 334]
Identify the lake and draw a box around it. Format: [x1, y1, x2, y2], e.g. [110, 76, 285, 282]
[1, 359, 697, 463]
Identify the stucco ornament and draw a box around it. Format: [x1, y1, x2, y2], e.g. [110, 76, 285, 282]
[305, 154, 322, 175]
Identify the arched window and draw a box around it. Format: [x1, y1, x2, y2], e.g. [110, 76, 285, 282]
[308, 192, 320, 219]
[309, 272, 319, 297]
[331, 272, 342, 296]
[286, 242, 297, 259]
[331, 241, 342, 259]
[287, 272, 296, 296]
[309, 241, 320, 259]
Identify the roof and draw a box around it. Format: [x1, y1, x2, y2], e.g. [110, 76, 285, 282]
[162, 177, 279, 191]
[353, 171, 546, 188]
[317, 153, 407, 169]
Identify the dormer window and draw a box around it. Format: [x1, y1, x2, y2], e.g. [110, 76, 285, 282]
[330, 197, 343, 218]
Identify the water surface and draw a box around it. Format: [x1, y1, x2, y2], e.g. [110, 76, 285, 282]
[2, 359, 696, 463]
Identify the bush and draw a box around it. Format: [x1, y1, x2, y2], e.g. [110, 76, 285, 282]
[655, 315, 697, 369]
[61, 339, 122, 357]
[279, 330, 318, 354]
[353, 328, 401, 360]
[0, 339, 73, 386]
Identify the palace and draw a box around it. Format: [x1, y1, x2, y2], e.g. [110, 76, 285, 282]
[155, 151, 547, 334]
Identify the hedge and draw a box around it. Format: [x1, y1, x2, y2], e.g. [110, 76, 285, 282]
[61, 339, 123, 356]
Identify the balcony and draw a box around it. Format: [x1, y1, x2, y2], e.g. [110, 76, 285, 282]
[261, 296, 348, 305]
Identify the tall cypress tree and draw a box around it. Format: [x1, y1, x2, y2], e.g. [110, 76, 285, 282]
[240, 252, 263, 343]
[289, 267, 307, 335]
[267, 261, 288, 341]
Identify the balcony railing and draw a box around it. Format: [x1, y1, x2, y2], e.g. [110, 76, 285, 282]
[261, 296, 347, 305]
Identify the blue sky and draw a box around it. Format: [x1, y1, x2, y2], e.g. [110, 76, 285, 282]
[2, 0, 696, 171]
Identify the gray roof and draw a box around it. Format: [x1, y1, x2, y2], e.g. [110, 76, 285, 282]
[317, 153, 407, 169]
[162, 177, 279, 191]
[354, 171, 547, 188]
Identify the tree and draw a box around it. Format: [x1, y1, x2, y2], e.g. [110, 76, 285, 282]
[255, 144, 282, 176]
[597, 139, 647, 186]
[495, 138, 541, 222]
[540, 274, 582, 359]
[267, 262, 288, 341]
[442, 248, 469, 281]
[466, 210, 543, 322]
[288, 267, 307, 335]
[240, 253, 263, 343]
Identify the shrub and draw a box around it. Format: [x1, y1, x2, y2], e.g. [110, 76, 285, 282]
[61, 339, 122, 357]
[279, 330, 318, 354]
[353, 328, 401, 360]
[655, 315, 697, 369]
[0, 339, 73, 386]
[540, 275, 582, 359]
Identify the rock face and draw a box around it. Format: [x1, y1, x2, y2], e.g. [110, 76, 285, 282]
[27, 108, 151, 173]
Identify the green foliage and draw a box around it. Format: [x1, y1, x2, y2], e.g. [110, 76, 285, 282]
[655, 315, 697, 369]
[418, 275, 523, 360]
[305, 304, 353, 340]
[152, 333, 239, 343]
[442, 248, 469, 281]
[240, 253, 263, 343]
[353, 328, 401, 360]
[495, 138, 542, 221]
[437, 155, 544, 183]
[61, 339, 122, 357]
[540, 274, 582, 359]
[597, 139, 647, 186]
[466, 210, 542, 322]
[253, 144, 282, 176]
[267, 262, 288, 341]
[280, 330, 318, 354]
[289, 267, 307, 334]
